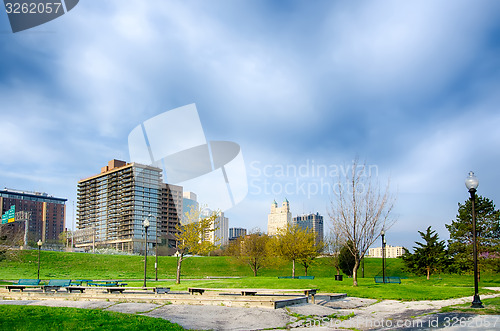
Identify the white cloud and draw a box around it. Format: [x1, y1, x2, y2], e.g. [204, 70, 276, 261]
[1, 0, 499, 246]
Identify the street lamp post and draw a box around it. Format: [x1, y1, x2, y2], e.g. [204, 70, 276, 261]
[465, 171, 483, 308]
[143, 218, 150, 288]
[146, 214, 159, 281]
[381, 230, 386, 284]
[37, 240, 42, 280]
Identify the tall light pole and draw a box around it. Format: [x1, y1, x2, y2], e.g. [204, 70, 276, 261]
[146, 214, 159, 281]
[465, 171, 483, 308]
[143, 218, 150, 288]
[37, 240, 42, 280]
[381, 230, 386, 284]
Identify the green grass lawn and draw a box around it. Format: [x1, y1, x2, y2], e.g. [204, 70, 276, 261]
[122, 275, 498, 301]
[441, 296, 500, 315]
[0, 250, 406, 279]
[0, 305, 186, 331]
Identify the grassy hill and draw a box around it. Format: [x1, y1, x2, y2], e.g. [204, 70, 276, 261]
[0, 250, 406, 280]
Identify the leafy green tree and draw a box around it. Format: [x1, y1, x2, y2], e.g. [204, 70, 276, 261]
[401, 226, 448, 279]
[338, 241, 357, 276]
[174, 208, 217, 284]
[231, 230, 271, 276]
[273, 223, 319, 277]
[446, 195, 500, 273]
[298, 240, 324, 277]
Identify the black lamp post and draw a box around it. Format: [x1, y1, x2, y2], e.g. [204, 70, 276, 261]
[465, 171, 483, 308]
[143, 218, 150, 288]
[381, 230, 386, 283]
[146, 214, 159, 281]
[37, 240, 42, 280]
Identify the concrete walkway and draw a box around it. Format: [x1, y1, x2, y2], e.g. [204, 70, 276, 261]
[1, 290, 499, 330]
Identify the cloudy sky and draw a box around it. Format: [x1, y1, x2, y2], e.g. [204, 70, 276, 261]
[1, 0, 499, 249]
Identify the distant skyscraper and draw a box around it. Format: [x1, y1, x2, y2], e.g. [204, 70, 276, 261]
[292, 212, 324, 244]
[229, 227, 247, 240]
[267, 199, 291, 236]
[0, 188, 66, 242]
[201, 208, 229, 247]
[182, 191, 199, 222]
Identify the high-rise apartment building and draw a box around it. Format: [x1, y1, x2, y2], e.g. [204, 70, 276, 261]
[292, 213, 324, 244]
[229, 227, 247, 240]
[267, 199, 291, 236]
[0, 188, 66, 242]
[160, 183, 183, 253]
[76, 160, 161, 253]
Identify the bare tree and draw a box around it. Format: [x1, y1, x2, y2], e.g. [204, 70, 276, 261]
[329, 159, 396, 286]
[325, 224, 345, 276]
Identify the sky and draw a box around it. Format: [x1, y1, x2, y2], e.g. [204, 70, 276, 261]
[1, 0, 500, 250]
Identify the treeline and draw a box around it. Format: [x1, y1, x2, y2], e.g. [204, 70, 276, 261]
[225, 223, 323, 277]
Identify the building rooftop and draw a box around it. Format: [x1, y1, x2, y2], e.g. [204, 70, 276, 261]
[1, 188, 67, 202]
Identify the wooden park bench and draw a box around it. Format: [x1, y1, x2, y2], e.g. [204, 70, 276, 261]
[43, 279, 72, 292]
[374, 276, 401, 284]
[5, 279, 41, 292]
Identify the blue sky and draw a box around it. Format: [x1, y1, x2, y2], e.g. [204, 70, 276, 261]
[1, 0, 500, 250]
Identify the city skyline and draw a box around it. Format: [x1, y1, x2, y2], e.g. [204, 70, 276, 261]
[1, 1, 500, 250]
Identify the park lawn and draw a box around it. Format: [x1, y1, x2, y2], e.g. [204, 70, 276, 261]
[0, 305, 186, 331]
[2, 251, 498, 301]
[441, 296, 500, 315]
[0, 250, 406, 279]
[124, 275, 499, 301]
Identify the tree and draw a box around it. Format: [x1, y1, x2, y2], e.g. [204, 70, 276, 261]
[401, 226, 448, 279]
[325, 223, 346, 276]
[231, 229, 271, 276]
[174, 207, 218, 284]
[298, 240, 324, 277]
[446, 195, 500, 273]
[273, 223, 319, 277]
[0, 223, 24, 247]
[329, 158, 396, 286]
[58, 230, 73, 249]
[338, 241, 357, 276]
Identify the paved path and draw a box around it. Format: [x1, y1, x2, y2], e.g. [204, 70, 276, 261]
[1, 290, 499, 330]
